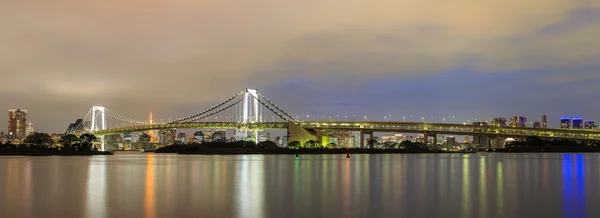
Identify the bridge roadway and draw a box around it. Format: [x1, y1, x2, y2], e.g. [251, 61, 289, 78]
[89, 121, 600, 141]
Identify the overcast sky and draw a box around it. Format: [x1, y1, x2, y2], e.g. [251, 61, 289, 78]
[1, 0, 600, 133]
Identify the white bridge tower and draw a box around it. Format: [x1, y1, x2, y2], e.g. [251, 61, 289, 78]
[91, 106, 106, 151]
[242, 89, 262, 142]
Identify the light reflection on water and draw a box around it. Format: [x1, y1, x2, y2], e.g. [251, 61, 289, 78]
[0, 154, 599, 218]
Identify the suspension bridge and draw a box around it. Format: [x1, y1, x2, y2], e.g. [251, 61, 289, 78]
[68, 88, 600, 151]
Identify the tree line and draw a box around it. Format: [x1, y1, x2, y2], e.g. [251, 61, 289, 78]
[0, 133, 98, 151]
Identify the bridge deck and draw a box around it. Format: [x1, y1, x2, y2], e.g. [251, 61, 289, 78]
[85, 121, 600, 141]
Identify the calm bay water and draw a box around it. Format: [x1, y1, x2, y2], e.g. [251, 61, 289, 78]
[0, 153, 599, 218]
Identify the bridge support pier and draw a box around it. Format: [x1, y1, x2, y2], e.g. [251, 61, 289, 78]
[473, 135, 489, 149]
[420, 132, 437, 149]
[358, 130, 374, 148]
[360, 130, 365, 148]
[100, 135, 105, 151]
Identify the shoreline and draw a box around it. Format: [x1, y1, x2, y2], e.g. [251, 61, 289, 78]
[178, 149, 438, 155]
[0, 151, 114, 156]
[493, 147, 600, 153]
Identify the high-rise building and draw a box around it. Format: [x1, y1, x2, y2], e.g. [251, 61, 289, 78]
[573, 118, 583, 129]
[25, 123, 35, 136]
[510, 116, 527, 128]
[177, 133, 187, 143]
[203, 130, 213, 142]
[585, 121, 595, 129]
[193, 131, 204, 143]
[533, 122, 541, 128]
[491, 118, 508, 127]
[124, 132, 133, 142]
[139, 133, 151, 142]
[560, 118, 571, 129]
[159, 129, 176, 144]
[8, 109, 27, 140]
[212, 130, 227, 142]
[541, 114, 547, 128]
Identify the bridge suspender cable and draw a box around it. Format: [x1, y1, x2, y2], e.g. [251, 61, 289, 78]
[187, 99, 244, 122]
[104, 110, 148, 125]
[256, 92, 297, 121]
[247, 94, 292, 122]
[168, 91, 244, 124]
[105, 109, 149, 125]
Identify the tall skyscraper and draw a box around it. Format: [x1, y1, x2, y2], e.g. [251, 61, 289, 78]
[510, 116, 527, 127]
[8, 109, 27, 140]
[585, 121, 595, 129]
[541, 114, 547, 128]
[561, 118, 571, 129]
[573, 117, 583, 129]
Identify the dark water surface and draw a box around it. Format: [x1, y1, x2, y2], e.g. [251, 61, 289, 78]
[0, 153, 599, 218]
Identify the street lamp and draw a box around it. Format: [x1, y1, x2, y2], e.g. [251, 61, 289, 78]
[403, 116, 406, 122]
[345, 116, 348, 122]
[364, 116, 367, 122]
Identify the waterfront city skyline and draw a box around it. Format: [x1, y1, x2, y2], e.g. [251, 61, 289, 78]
[1, 1, 599, 133]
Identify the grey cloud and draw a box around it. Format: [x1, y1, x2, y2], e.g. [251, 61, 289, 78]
[1, 0, 599, 132]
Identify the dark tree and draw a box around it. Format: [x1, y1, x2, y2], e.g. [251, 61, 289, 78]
[79, 134, 97, 150]
[258, 140, 278, 148]
[303, 140, 318, 148]
[368, 139, 378, 149]
[400, 141, 425, 149]
[24, 132, 54, 148]
[3, 141, 16, 149]
[60, 134, 80, 148]
[382, 141, 398, 149]
[288, 141, 301, 149]
[326, 142, 337, 148]
[525, 136, 546, 147]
